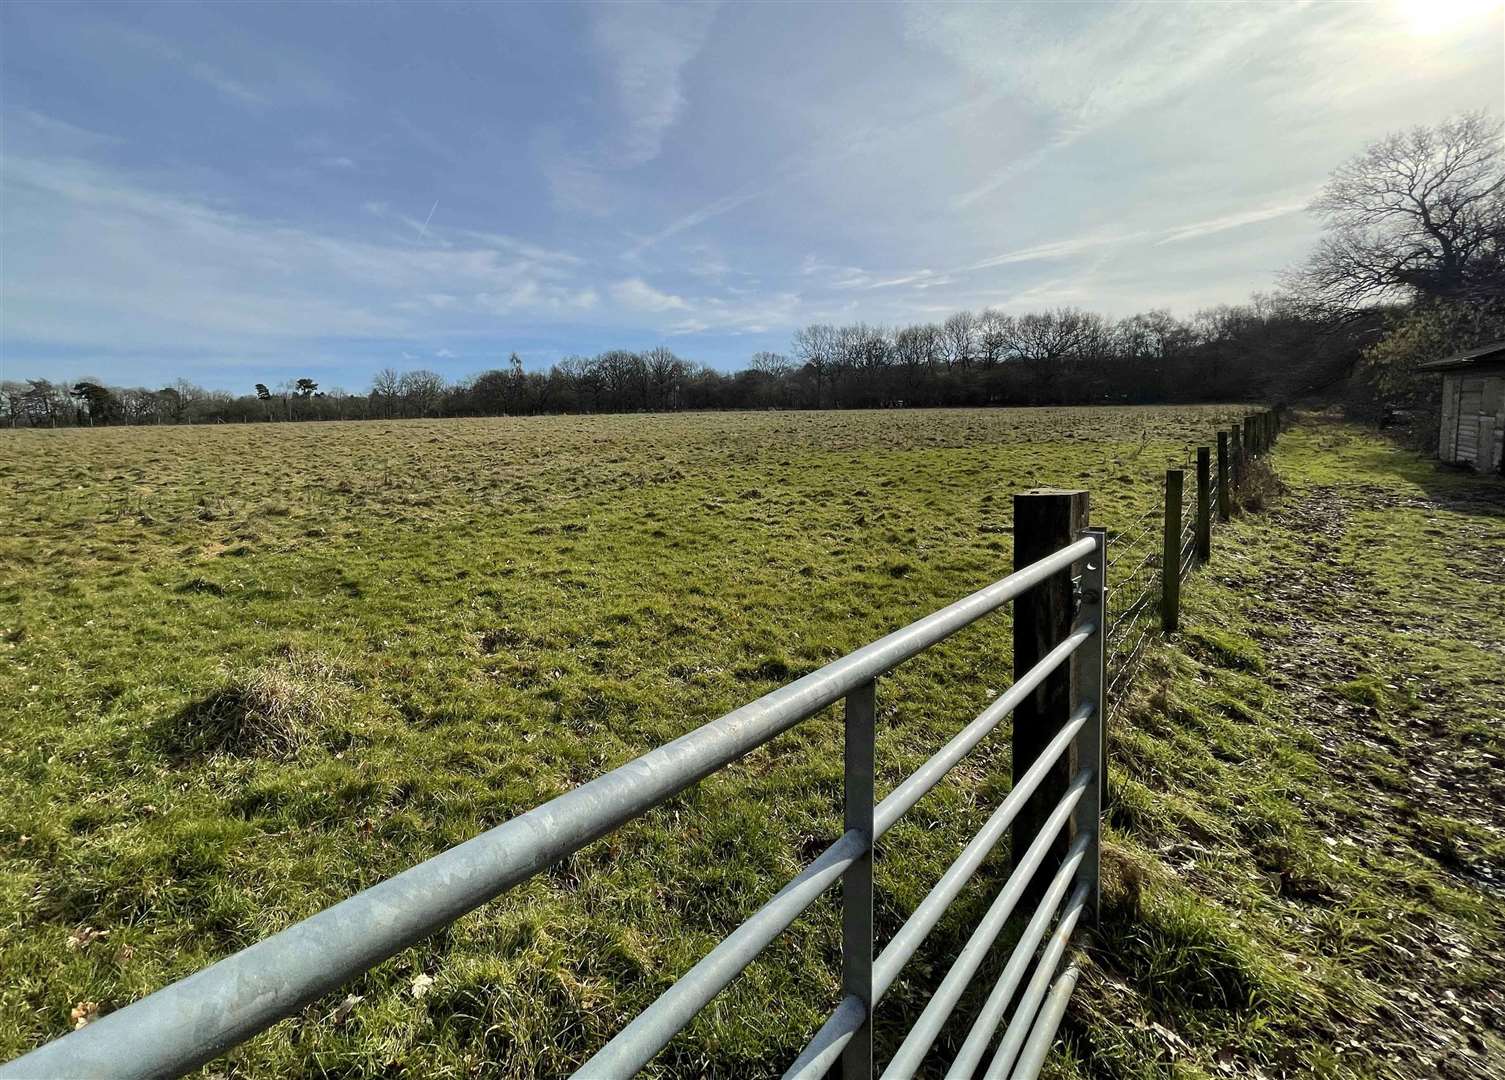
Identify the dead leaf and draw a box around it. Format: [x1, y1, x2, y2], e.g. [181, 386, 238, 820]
[410, 973, 434, 1000]
[66, 927, 108, 951]
[70, 1001, 99, 1030]
[329, 993, 363, 1025]
[114, 944, 134, 966]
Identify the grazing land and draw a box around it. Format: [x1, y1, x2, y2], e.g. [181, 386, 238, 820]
[2, 408, 1500, 1078]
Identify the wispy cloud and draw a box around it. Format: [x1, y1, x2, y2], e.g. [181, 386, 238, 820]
[591, 1, 720, 166]
[186, 60, 268, 107]
[611, 277, 689, 312]
[97, 21, 341, 110]
[0, 153, 604, 351]
[965, 228, 1144, 271]
[1155, 199, 1309, 246]
[907, 2, 1310, 208]
[543, 2, 719, 212]
[625, 187, 763, 257]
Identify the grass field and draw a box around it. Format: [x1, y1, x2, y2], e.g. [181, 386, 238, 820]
[2, 407, 1499, 1079]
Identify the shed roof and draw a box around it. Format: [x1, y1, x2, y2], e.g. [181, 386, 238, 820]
[1416, 340, 1505, 372]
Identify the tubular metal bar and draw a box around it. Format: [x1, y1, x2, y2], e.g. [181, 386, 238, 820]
[942, 837, 1090, 1080]
[782, 996, 866, 1080]
[3, 536, 1095, 1080]
[874, 706, 1091, 1000]
[874, 627, 1093, 837]
[1007, 964, 1083, 1080]
[842, 682, 877, 1080]
[783, 710, 1092, 1079]
[877, 770, 1093, 1080]
[574, 828, 867, 1077]
[981, 879, 1092, 1080]
[1074, 530, 1106, 920]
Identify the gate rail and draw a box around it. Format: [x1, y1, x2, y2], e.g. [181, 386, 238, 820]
[6, 505, 1111, 1079]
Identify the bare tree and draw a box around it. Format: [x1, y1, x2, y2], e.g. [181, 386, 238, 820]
[792, 323, 837, 408]
[399, 370, 445, 417]
[644, 346, 685, 410]
[942, 310, 976, 370]
[371, 368, 401, 419]
[976, 308, 1012, 369]
[1297, 111, 1505, 309]
[749, 351, 792, 379]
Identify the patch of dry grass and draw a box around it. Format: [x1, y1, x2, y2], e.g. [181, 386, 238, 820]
[151, 648, 354, 760]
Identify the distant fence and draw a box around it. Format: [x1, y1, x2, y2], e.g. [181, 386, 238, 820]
[2, 411, 1282, 1080]
[1106, 408, 1280, 725]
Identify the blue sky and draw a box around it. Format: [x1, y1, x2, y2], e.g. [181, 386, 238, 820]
[1, 0, 1500, 393]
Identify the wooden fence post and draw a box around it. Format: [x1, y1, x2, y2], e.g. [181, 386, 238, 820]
[1195, 447, 1211, 562]
[1244, 414, 1258, 458]
[1012, 489, 1088, 900]
[1162, 470, 1183, 633]
[1216, 431, 1230, 523]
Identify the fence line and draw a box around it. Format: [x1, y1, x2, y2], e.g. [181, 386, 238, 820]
[3, 409, 1283, 1080]
[1104, 407, 1282, 725]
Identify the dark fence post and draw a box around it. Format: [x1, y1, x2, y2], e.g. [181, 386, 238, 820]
[1012, 489, 1088, 900]
[841, 681, 875, 1080]
[1216, 431, 1230, 523]
[1244, 414, 1257, 458]
[1195, 447, 1211, 563]
[1161, 470, 1183, 633]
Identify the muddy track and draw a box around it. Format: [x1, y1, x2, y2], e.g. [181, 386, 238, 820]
[1255, 481, 1505, 1080]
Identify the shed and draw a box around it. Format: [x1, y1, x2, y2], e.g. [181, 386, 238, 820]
[1418, 341, 1505, 473]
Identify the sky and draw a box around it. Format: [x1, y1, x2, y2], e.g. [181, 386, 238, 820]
[1, 0, 1501, 393]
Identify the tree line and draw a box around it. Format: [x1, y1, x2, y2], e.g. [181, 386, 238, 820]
[5, 112, 1498, 431]
[0, 300, 1369, 428]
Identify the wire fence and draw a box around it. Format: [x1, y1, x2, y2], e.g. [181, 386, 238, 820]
[1103, 409, 1277, 727]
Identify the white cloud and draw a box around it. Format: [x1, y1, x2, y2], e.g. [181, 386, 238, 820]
[591, 1, 720, 166]
[664, 290, 801, 336]
[0, 152, 603, 352]
[187, 60, 268, 107]
[966, 229, 1145, 270]
[905, 2, 1309, 207]
[543, 2, 719, 212]
[1155, 199, 1309, 246]
[611, 277, 689, 312]
[96, 22, 343, 110]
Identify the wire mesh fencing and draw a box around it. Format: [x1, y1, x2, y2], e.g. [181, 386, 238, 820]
[1102, 408, 1280, 726]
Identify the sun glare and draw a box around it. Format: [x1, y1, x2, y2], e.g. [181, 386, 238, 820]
[1395, 0, 1502, 36]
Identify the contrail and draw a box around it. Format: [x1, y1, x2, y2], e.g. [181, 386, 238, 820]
[418, 200, 438, 237]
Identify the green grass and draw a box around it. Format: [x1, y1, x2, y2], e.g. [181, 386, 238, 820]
[1058, 418, 1505, 1080]
[2, 408, 1500, 1078]
[0, 406, 1243, 1077]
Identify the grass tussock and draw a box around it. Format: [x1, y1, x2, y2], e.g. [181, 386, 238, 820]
[151, 648, 354, 760]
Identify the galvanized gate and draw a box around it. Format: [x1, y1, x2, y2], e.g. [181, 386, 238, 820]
[3, 499, 1108, 1080]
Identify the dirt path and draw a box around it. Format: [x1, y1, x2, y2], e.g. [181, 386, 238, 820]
[1245, 461, 1505, 1078]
